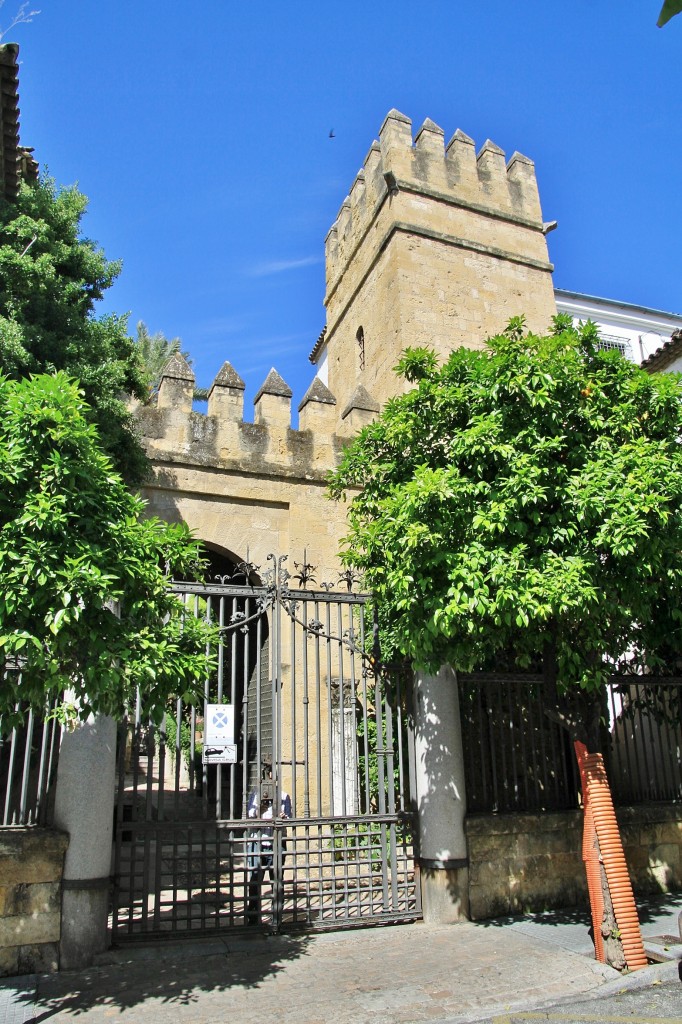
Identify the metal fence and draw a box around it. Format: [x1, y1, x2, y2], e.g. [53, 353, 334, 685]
[0, 691, 61, 826]
[459, 673, 580, 814]
[607, 677, 682, 805]
[3, 647, 675, 847]
[459, 673, 682, 814]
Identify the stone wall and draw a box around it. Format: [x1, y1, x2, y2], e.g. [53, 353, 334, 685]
[466, 810, 586, 920]
[466, 805, 682, 920]
[0, 827, 68, 976]
[135, 356, 355, 584]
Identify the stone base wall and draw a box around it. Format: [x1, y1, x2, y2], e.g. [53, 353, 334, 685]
[0, 828, 68, 977]
[466, 805, 682, 921]
[617, 804, 682, 894]
[466, 810, 585, 920]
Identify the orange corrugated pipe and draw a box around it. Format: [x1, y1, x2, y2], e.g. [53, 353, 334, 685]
[582, 751, 648, 971]
[574, 741, 605, 963]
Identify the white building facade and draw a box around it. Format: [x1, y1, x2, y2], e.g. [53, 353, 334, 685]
[554, 288, 682, 367]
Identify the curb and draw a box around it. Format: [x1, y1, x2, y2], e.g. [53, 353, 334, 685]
[435, 956, 682, 1024]
[593, 954, 681, 996]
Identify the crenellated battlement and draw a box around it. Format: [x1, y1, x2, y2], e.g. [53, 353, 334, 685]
[324, 109, 545, 295]
[134, 353, 381, 585]
[135, 358, 378, 482]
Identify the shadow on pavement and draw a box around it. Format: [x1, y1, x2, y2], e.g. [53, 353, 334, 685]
[475, 891, 682, 930]
[476, 904, 592, 929]
[20, 932, 313, 1021]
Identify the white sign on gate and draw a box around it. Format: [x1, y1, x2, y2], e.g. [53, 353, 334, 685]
[205, 703, 235, 745]
[202, 743, 237, 765]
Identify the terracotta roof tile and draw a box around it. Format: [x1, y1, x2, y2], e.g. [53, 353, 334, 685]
[640, 329, 682, 373]
[308, 325, 327, 363]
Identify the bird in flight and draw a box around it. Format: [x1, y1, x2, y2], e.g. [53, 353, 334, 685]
[329, 129, 335, 138]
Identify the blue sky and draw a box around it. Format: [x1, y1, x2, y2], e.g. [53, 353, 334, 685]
[11, 1, 682, 419]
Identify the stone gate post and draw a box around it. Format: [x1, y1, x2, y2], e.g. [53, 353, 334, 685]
[414, 664, 469, 922]
[52, 713, 117, 968]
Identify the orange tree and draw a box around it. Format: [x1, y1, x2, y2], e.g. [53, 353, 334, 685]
[0, 372, 214, 731]
[329, 317, 682, 968]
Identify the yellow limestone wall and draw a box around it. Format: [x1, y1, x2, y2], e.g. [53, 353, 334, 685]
[137, 359, 350, 580]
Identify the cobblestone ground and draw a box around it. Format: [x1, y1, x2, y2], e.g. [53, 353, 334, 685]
[15, 922, 615, 1024]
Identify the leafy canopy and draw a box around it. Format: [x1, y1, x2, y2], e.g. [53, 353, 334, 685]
[0, 178, 148, 482]
[0, 373, 214, 730]
[329, 318, 682, 695]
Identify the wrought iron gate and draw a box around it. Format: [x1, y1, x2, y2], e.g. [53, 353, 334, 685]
[111, 556, 420, 940]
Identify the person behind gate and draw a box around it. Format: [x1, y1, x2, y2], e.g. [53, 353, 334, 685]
[246, 761, 291, 923]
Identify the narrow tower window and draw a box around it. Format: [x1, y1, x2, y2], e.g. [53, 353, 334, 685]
[356, 326, 365, 371]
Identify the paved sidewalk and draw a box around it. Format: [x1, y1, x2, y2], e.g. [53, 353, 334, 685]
[1, 894, 681, 1024]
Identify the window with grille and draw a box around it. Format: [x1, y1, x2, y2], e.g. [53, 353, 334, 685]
[596, 333, 632, 359]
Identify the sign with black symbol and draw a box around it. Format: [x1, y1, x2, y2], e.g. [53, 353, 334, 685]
[202, 744, 237, 765]
[204, 704, 235, 745]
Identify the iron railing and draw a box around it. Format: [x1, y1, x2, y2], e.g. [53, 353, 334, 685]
[459, 673, 682, 815]
[0, 690, 61, 826]
[111, 562, 420, 939]
[607, 677, 682, 805]
[459, 673, 580, 814]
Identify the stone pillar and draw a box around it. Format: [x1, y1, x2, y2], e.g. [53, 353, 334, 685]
[332, 705, 359, 816]
[53, 714, 117, 968]
[414, 664, 469, 923]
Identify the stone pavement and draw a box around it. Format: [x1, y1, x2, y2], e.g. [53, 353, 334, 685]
[1, 894, 681, 1024]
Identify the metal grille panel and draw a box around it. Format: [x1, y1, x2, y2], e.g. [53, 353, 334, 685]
[459, 673, 682, 814]
[607, 678, 682, 804]
[111, 560, 420, 939]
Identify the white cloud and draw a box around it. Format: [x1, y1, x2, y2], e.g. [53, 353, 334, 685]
[247, 255, 322, 278]
[192, 314, 252, 337]
[238, 334, 311, 373]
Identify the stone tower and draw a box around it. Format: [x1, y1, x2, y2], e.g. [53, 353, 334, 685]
[312, 110, 557, 429]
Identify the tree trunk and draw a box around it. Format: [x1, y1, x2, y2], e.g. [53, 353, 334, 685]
[542, 638, 647, 971]
[573, 740, 644, 970]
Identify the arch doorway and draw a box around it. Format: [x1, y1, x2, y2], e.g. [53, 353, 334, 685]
[175, 541, 271, 819]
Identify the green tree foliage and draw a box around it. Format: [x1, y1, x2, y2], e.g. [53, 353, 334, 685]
[329, 318, 682, 748]
[0, 178, 149, 482]
[658, 0, 682, 26]
[0, 372, 214, 731]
